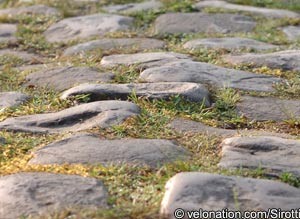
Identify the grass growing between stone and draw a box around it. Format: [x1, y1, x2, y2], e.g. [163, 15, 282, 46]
[0, 131, 60, 163]
[0, 81, 295, 213]
[128, 0, 198, 32]
[0, 126, 218, 218]
[0, 88, 299, 218]
[0, 54, 24, 66]
[0, 67, 26, 92]
[276, 74, 300, 99]
[0, 0, 300, 218]
[112, 65, 142, 84]
[100, 87, 246, 141]
[0, 88, 72, 121]
[1, 120, 298, 218]
[16, 16, 58, 55]
[0, 14, 59, 55]
[0, 129, 291, 219]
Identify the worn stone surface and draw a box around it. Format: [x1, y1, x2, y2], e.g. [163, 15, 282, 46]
[282, 25, 300, 41]
[169, 118, 295, 139]
[0, 49, 42, 64]
[23, 66, 114, 92]
[101, 52, 190, 68]
[154, 13, 256, 35]
[29, 134, 188, 167]
[1, 1, 300, 215]
[219, 136, 300, 176]
[0, 4, 61, 17]
[63, 38, 166, 56]
[103, 0, 162, 13]
[0, 92, 30, 111]
[223, 50, 300, 71]
[237, 96, 300, 121]
[60, 82, 211, 105]
[44, 13, 134, 43]
[0, 24, 17, 43]
[0, 100, 140, 133]
[0, 172, 108, 219]
[139, 60, 282, 92]
[161, 172, 300, 218]
[195, 0, 299, 18]
[183, 37, 278, 51]
[169, 118, 236, 136]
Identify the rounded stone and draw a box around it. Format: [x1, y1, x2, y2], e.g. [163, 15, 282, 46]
[0, 100, 140, 133]
[0, 92, 30, 111]
[237, 96, 300, 121]
[194, 0, 299, 19]
[0, 172, 108, 219]
[0, 24, 17, 43]
[219, 136, 300, 176]
[139, 60, 282, 92]
[29, 134, 189, 168]
[223, 50, 300, 71]
[183, 37, 278, 51]
[60, 82, 211, 105]
[153, 13, 256, 35]
[63, 38, 166, 56]
[100, 52, 190, 68]
[23, 66, 115, 92]
[44, 13, 134, 43]
[282, 26, 300, 41]
[161, 172, 300, 218]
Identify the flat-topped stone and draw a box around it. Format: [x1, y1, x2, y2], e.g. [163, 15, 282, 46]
[0, 100, 140, 133]
[161, 172, 300, 218]
[101, 52, 190, 68]
[169, 118, 295, 139]
[237, 96, 300, 121]
[154, 13, 256, 35]
[29, 134, 189, 167]
[0, 92, 30, 111]
[0, 4, 61, 17]
[170, 118, 236, 136]
[0, 24, 17, 43]
[219, 136, 300, 176]
[183, 37, 278, 51]
[63, 38, 166, 56]
[23, 66, 114, 92]
[223, 50, 300, 71]
[102, 0, 162, 13]
[195, 0, 299, 19]
[23, 66, 114, 91]
[282, 25, 300, 41]
[0, 172, 108, 219]
[139, 60, 282, 92]
[60, 82, 211, 105]
[44, 13, 134, 43]
[0, 49, 42, 65]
